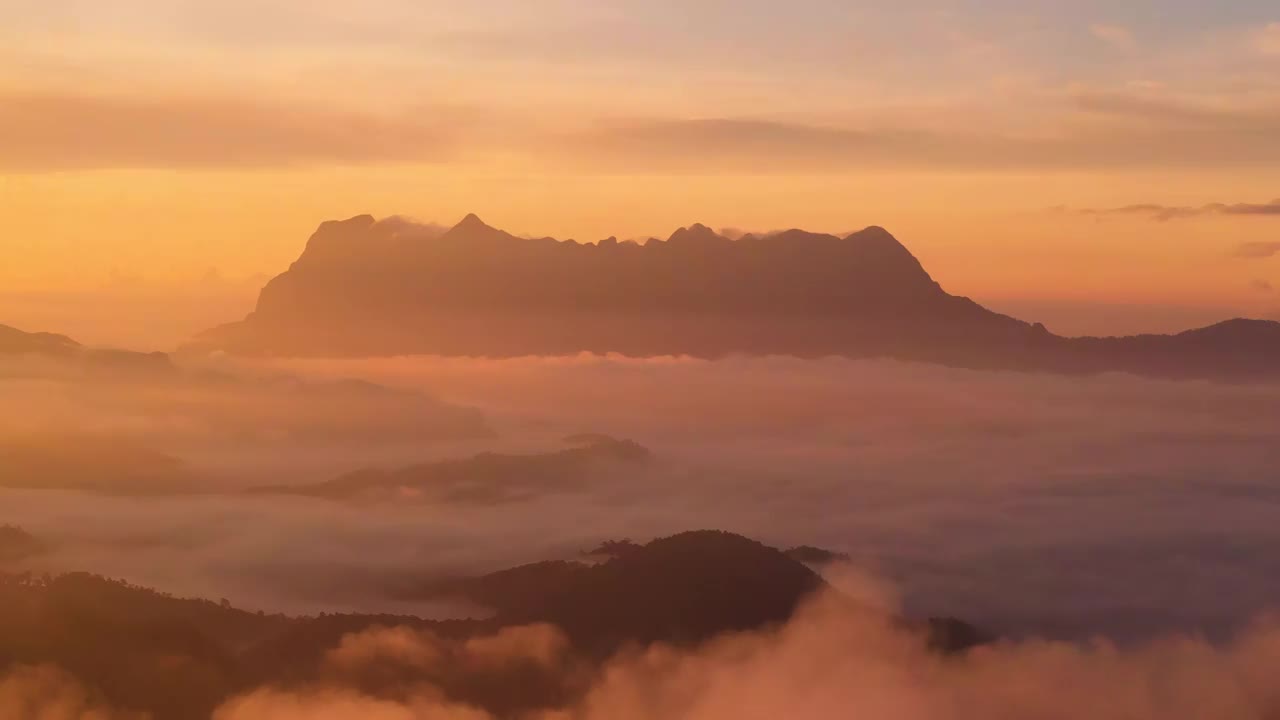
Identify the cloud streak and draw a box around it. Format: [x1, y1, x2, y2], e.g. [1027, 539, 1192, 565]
[565, 95, 1280, 173]
[1256, 23, 1280, 57]
[1090, 23, 1136, 51]
[0, 91, 458, 171]
[1074, 199, 1280, 222]
[6, 84, 1280, 173]
[1236, 242, 1280, 259]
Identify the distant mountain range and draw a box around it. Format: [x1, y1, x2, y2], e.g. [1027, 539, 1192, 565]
[0, 323, 79, 355]
[180, 213, 1280, 379]
[3, 321, 174, 374]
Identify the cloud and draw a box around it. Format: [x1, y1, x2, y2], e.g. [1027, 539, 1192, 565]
[1090, 23, 1136, 51]
[1255, 23, 1280, 57]
[1066, 90, 1280, 133]
[716, 227, 806, 241]
[1251, 279, 1274, 293]
[716, 228, 756, 241]
[1074, 200, 1280, 222]
[15, 577, 1280, 720]
[1235, 242, 1280, 259]
[462, 624, 569, 671]
[13, 352, 1280, 641]
[326, 626, 447, 673]
[207, 584, 1280, 720]
[0, 665, 140, 720]
[220, 623, 575, 719]
[1224, 201, 1280, 217]
[5, 82, 1280, 173]
[323, 623, 569, 676]
[0, 90, 458, 171]
[564, 92, 1280, 173]
[213, 688, 490, 720]
[1076, 204, 1207, 221]
[559, 591, 1280, 720]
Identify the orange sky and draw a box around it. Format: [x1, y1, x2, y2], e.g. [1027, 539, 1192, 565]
[2, 1, 1279, 342]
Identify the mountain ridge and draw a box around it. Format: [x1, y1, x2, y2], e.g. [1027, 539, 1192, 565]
[186, 214, 1280, 380]
[0, 531, 987, 719]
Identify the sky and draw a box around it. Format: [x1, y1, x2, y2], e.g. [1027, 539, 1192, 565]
[2, 0, 1280, 340]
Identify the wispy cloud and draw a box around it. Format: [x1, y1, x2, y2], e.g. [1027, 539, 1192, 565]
[1076, 200, 1280, 223]
[1090, 23, 1136, 51]
[1255, 22, 1280, 57]
[5, 45, 1280, 175]
[0, 90, 462, 171]
[1236, 242, 1280, 259]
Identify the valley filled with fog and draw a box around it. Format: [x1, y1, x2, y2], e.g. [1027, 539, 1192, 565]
[6, 352, 1279, 642]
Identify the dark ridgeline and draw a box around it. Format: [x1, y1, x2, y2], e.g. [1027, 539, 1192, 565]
[411, 531, 827, 655]
[409, 531, 983, 658]
[0, 531, 986, 720]
[187, 214, 1280, 379]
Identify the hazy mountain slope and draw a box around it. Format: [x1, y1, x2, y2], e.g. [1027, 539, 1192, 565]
[0, 324, 80, 355]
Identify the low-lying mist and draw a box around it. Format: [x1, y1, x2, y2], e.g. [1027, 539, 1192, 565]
[214, 587, 1280, 720]
[9, 578, 1280, 720]
[0, 354, 492, 489]
[5, 353, 1280, 641]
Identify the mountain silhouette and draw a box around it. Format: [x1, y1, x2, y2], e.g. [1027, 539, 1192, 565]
[0, 323, 80, 355]
[1, 531, 985, 719]
[2, 322, 174, 375]
[187, 214, 1280, 379]
[407, 530, 987, 656]
[428, 531, 826, 654]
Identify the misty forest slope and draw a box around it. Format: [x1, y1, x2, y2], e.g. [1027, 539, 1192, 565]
[0, 531, 985, 719]
[188, 215, 1280, 380]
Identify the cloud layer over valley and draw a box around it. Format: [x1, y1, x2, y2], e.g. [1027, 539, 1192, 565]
[5, 354, 1280, 641]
